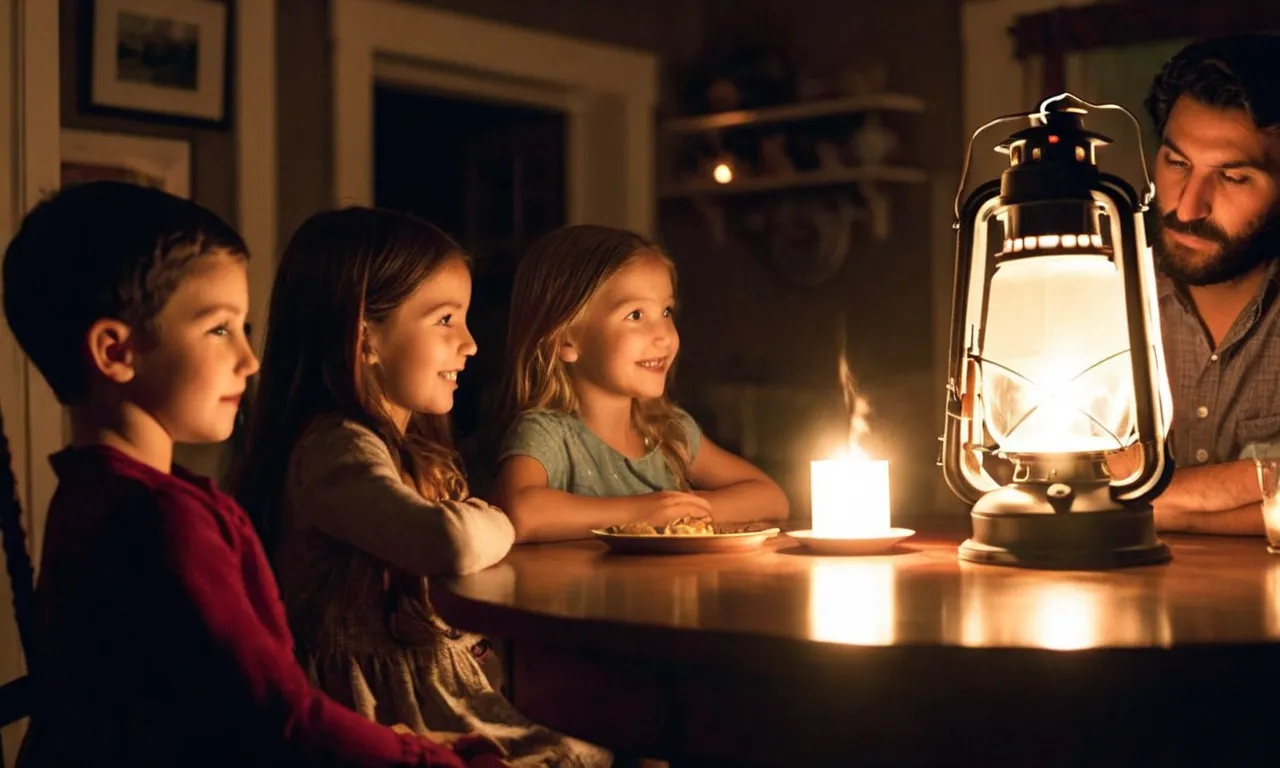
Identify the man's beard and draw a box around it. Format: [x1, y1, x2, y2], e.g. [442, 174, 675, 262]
[1154, 208, 1280, 286]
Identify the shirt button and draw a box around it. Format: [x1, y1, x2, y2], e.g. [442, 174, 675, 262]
[1196, 406, 1209, 419]
[1195, 448, 1209, 463]
[1210, 353, 1219, 362]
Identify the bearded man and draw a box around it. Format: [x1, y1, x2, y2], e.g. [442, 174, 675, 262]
[1143, 34, 1280, 533]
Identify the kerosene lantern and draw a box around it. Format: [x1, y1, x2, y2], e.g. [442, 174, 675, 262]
[941, 94, 1174, 569]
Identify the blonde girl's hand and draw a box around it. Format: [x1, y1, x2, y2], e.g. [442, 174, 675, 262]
[637, 491, 712, 527]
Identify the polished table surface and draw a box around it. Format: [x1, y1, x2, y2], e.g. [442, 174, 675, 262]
[433, 524, 1280, 766]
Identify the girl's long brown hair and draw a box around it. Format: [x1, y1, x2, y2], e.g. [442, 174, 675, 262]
[236, 208, 468, 551]
[501, 224, 694, 487]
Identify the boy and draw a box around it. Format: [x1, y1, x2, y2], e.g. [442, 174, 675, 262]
[1, 182, 504, 767]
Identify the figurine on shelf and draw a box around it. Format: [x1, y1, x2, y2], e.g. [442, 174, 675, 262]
[706, 78, 741, 113]
[851, 114, 899, 166]
[815, 140, 846, 171]
[690, 44, 798, 115]
[840, 63, 889, 97]
[759, 134, 795, 176]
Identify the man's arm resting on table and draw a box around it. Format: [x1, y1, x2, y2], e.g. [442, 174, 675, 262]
[1154, 460, 1259, 514]
[1155, 501, 1264, 535]
[1152, 460, 1264, 534]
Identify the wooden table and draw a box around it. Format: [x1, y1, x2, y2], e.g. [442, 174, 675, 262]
[433, 525, 1280, 766]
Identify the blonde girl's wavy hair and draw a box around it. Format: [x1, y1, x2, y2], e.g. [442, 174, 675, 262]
[237, 207, 469, 551]
[503, 224, 694, 488]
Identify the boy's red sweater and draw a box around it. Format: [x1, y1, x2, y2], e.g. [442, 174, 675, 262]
[18, 445, 503, 768]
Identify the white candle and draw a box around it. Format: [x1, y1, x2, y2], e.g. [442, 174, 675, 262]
[810, 456, 891, 537]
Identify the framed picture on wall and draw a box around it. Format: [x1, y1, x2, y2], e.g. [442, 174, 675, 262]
[87, 0, 229, 127]
[60, 129, 192, 198]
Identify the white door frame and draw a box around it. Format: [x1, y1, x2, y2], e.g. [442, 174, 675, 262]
[2, 0, 63, 576]
[0, 0, 59, 760]
[331, 0, 658, 236]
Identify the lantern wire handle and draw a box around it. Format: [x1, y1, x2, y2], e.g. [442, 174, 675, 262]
[953, 93, 1156, 226]
[1037, 93, 1155, 210]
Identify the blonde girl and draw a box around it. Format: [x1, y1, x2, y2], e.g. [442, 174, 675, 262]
[492, 224, 789, 543]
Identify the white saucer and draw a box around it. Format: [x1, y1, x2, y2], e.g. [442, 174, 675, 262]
[785, 528, 915, 555]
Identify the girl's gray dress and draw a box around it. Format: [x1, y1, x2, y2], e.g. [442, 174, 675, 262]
[274, 414, 612, 767]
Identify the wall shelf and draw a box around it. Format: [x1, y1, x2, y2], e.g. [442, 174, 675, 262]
[660, 93, 926, 134]
[660, 165, 928, 198]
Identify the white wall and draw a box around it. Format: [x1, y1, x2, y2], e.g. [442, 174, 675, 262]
[962, 0, 1100, 135]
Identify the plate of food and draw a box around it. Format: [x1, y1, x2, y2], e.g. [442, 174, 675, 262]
[591, 516, 781, 555]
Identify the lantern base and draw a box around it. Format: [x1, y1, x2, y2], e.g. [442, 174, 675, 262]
[959, 482, 1170, 570]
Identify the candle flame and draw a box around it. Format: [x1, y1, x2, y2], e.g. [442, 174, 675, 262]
[807, 319, 892, 537]
[837, 319, 873, 460]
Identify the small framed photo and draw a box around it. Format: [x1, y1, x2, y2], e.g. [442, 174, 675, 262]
[87, 0, 229, 127]
[60, 129, 192, 198]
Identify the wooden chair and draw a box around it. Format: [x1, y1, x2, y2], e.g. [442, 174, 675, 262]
[0, 405, 36, 762]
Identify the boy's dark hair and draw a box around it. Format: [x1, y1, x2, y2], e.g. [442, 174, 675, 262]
[1146, 33, 1280, 137]
[2, 181, 247, 405]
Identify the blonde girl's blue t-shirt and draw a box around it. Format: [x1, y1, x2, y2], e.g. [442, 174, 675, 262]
[498, 408, 702, 496]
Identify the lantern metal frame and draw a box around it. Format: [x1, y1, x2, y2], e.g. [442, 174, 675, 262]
[941, 93, 1174, 570]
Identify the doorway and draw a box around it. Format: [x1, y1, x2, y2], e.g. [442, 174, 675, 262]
[373, 87, 566, 481]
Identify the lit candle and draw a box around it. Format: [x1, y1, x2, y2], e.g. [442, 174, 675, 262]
[810, 451, 891, 537]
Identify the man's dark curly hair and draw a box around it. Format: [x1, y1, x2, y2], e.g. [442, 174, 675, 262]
[1145, 33, 1280, 138]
